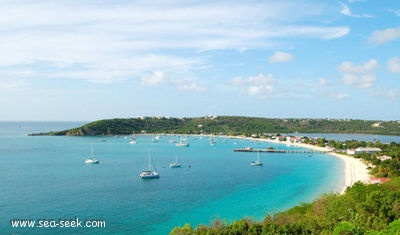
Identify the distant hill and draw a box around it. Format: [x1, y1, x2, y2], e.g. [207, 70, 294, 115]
[29, 116, 400, 136]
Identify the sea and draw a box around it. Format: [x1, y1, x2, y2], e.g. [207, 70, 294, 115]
[2, 122, 399, 235]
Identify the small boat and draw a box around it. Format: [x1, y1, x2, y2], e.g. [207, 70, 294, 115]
[85, 144, 99, 164]
[140, 152, 159, 179]
[209, 137, 216, 146]
[152, 135, 160, 142]
[175, 137, 189, 147]
[169, 155, 181, 168]
[129, 131, 137, 144]
[250, 152, 262, 166]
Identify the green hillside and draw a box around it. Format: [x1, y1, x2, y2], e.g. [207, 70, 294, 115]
[30, 116, 400, 136]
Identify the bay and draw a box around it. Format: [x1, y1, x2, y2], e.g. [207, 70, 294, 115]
[1, 122, 346, 234]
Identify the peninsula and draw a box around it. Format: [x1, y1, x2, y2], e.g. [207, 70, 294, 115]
[29, 116, 400, 136]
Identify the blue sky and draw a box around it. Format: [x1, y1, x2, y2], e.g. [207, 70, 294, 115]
[0, 0, 399, 121]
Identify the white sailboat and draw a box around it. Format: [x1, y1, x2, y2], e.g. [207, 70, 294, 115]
[129, 131, 137, 144]
[250, 152, 263, 166]
[85, 144, 99, 164]
[209, 137, 216, 146]
[140, 152, 160, 179]
[175, 137, 189, 147]
[169, 154, 181, 168]
[152, 135, 160, 142]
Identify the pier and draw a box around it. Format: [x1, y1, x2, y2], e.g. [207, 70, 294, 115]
[233, 147, 330, 154]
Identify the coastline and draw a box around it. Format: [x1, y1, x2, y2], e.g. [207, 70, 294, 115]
[243, 136, 371, 194]
[147, 133, 372, 195]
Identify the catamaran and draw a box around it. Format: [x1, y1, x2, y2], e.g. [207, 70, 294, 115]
[140, 152, 159, 179]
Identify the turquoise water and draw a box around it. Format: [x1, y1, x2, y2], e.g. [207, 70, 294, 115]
[1, 122, 344, 235]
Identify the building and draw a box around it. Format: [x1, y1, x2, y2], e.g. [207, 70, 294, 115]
[347, 147, 382, 155]
[376, 155, 392, 161]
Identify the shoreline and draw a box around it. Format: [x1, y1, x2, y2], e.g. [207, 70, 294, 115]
[238, 136, 371, 194]
[143, 133, 372, 194]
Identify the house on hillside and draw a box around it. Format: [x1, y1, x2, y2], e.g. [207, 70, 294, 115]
[370, 177, 391, 184]
[347, 147, 382, 155]
[376, 155, 392, 161]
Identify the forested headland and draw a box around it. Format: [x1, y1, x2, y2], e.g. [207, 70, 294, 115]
[30, 116, 400, 136]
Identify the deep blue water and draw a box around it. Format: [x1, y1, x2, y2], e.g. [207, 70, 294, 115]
[1, 122, 348, 235]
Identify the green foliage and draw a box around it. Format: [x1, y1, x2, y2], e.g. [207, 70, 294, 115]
[333, 221, 364, 235]
[375, 219, 400, 235]
[170, 223, 194, 235]
[31, 116, 400, 136]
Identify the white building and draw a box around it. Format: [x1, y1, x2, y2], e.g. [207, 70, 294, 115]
[376, 155, 392, 161]
[347, 147, 382, 155]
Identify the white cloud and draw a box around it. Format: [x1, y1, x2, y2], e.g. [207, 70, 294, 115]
[331, 93, 350, 99]
[230, 73, 276, 98]
[0, 78, 30, 91]
[340, 2, 353, 17]
[342, 74, 376, 89]
[275, 26, 349, 40]
[139, 69, 205, 92]
[386, 89, 399, 100]
[338, 59, 379, 89]
[387, 57, 400, 73]
[318, 77, 327, 86]
[339, 2, 372, 18]
[0, 1, 350, 87]
[269, 51, 294, 63]
[338, 59, 379, 74]
[140, 71, 166, 86]
[368, 26, 400, 45]
[174, 81, 205, 92]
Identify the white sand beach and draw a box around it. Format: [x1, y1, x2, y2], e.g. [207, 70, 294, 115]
[246, 137, 372, 194]
[330, 152, 371, 193]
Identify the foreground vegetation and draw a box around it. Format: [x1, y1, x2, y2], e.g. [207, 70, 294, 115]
[170, 179, 400, 235]
[30, 116, 400, 136]
[170, 138, 400, 234]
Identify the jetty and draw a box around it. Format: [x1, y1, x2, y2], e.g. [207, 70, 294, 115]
[233, 147, 331, 154]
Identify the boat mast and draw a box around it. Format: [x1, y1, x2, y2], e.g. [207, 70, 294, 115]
[90, 143, 94, 159]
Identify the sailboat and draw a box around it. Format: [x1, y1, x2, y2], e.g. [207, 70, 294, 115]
[140, 152, 160, 179]
[250, 151, 263, 166]
[152, 135, 160, 142]
[175, 137, 189, 147]
[169, 154, 181, 168]
[209, 138, 216, 146]
[85, 144, 99, 164]
[129, 131, 137, 144]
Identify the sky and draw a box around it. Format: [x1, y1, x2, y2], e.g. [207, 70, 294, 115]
[0, 0, 399, 121]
